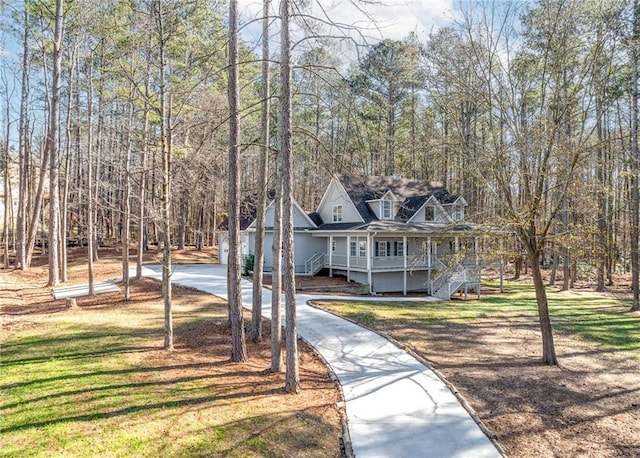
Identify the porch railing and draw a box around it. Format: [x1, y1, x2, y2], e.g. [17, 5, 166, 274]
[431, 261, 481, 299]
[304, 252, 326, 276]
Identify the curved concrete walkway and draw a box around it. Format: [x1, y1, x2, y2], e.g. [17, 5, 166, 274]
[140, 264, 501, 458]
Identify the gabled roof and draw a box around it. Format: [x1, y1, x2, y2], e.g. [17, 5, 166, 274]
[218, 190, 276, 231]
[313, 222, 366, 231]
[308, 212, 324, 226]
[336, 174, 462, 223]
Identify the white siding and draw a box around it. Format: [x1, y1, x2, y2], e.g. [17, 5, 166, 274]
[371, 271, 430, 293]
[317, 179, 362, 224]
[333, 270, 430, 293]
[293, 204, 314, 227]
[293, 233, 326, 271]
[248, 230, 325, 272]
[263, 201, 315, 228]
[221, 231, 249, 265]
[368, 194, 397, 220]
[264, 205, 276, 227]
[411, 202, 449, 223]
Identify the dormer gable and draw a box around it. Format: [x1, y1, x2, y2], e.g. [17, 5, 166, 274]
[442, 196, 467, 222]
[366, 190, 400, 220]
[408, 195, 453, 223]
[316, 176, 365, 224]
[322, 174, 467, 224]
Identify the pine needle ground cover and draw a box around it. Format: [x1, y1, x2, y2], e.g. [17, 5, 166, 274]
[1, 257, 343, 458]
[317, 282, 640, 458]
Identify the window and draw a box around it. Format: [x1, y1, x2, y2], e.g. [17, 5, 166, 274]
[375, 241, 388, 257]
[422, 241, 435, 255]
[382, 200, 393, 219]
[359, 240, 366, 257]
[332, 205, 343, 222]
[332, 240, 336, 252]
[425, 206, 435, 221]
[395, 241, 404, 257]
[350, 241, 357, 256]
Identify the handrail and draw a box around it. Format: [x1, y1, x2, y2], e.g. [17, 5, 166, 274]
[431, 260, 475, 299]
[305, 252, 325, 275]
[431, 267, 452, 293]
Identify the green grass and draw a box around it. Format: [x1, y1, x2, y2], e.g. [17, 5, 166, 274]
[1, 324, 160, 457]
[0, 297, 339, 458]
[322, 281, 640, 355]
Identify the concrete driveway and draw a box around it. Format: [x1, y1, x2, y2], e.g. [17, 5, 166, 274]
[141, 264, 502, 458]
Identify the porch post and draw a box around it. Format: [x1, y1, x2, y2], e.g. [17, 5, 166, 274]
[499, 237, 504, 293]
[475, 237, 480, 299]
[403, 235, 407, 296]
[329, 235, 333, 278]
[347, 235, 351, 282]
[367, 233, 372, 294]
[455, 236, 460, 254]
[427, 237, 432, 295]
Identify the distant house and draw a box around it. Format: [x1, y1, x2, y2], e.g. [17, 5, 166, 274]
[217, 191, 274, 265]
[0, 161, 20, 233]
[232, 175, 488, 299]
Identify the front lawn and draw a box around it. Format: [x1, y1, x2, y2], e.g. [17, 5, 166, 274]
[0, 279, 343, 458]
[316, 281, 640, 458]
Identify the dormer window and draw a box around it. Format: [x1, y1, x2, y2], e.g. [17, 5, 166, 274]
[332, 204, 343, 222]
[382, 200, 393, 220]
[452, 204, 464, 221]
[425, 206, 435, 221]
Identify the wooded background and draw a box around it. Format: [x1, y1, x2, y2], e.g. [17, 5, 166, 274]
[0, 0, 638, 312]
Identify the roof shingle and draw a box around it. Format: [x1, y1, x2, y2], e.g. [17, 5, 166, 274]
[337, 174, 460, 222]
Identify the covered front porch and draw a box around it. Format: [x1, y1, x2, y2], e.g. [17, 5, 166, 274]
[309, 230, 481, 296]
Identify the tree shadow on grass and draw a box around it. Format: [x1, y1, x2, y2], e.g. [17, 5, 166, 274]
[0, 380, 286, 435]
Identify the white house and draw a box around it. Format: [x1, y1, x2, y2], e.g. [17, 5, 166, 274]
[242, 175, 486, 299]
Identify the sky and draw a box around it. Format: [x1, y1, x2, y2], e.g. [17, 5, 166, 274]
[238, 0, 459, 56]
[0, 0, 462, 144]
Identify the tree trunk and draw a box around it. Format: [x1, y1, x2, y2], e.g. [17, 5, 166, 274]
[549, 251, 558, 286]
[60, 46, 78, 283]
[271, 146, 284, 373]
[196, 204, 204, 250]
[47, 0, 64, 287]
[250, 0, 271, 343]
[561, 248, 570, 291]
[122, 86, 134, 301]
[3, 90, 10, 269]
[596, 91, 606, 292]
[136, 54, 151, 280]
[178, 195, 186, 250]
[529, 249, 558, 365]
[631, 0, 640, 311]
[386, 95, 395, 176]
[26, 25, 55, 267]
[15, 5, 29, 270]
[92, 45, 106, 263]
[87, 65, 95, 296]
[227, 0, 247, 361]
[280, 0, 299, 393]
[155, 0, 174, 350]
[514, 254, 522, 280]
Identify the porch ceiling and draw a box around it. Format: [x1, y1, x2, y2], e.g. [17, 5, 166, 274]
[310, 220, 493, 237]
